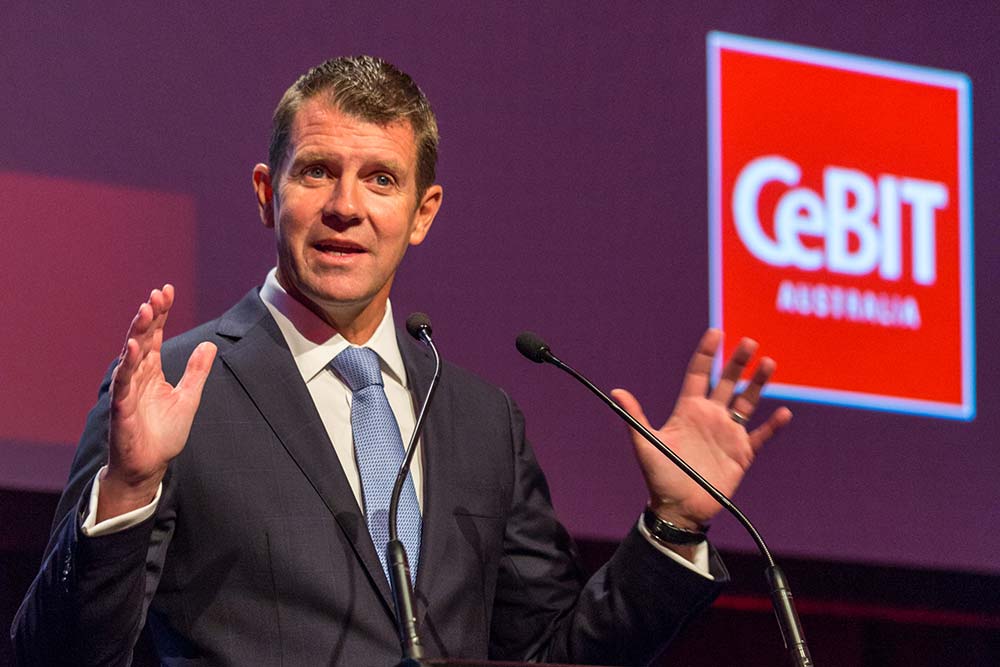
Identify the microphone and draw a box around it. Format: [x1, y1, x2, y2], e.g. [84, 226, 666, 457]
[388, 313, 442, 665]
[514, 331, 814, 667]
[406, 312, 433, 344]
[515, 331, 551, 363]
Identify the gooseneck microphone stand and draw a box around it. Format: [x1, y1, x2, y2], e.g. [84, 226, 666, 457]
[515, 332, 814, 667]
[388, 314, 442, 667]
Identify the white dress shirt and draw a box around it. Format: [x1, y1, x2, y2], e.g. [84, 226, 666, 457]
[258, 268, 423, 510]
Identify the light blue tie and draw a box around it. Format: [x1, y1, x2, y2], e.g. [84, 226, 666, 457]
[331, 346, 421, 584]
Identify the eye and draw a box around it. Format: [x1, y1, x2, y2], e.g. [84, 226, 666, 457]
[372, 173, 395, 188]
[303, 165, 327, 179]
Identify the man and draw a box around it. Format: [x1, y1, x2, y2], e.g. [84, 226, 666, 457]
[12, 56, 790, 666]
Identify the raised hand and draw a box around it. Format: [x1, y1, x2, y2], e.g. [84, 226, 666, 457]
[97, 285, 216, 521]
[611, 328, 791, 531]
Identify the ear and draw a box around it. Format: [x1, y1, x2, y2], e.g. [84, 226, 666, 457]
[408, 184, 443, 246]
[252, 164, 275, 229]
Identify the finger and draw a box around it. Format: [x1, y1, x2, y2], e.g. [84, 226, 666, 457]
[748, 406, 793, 452]
[150, 284, 175, 328]
[161, 283, 175, 311]
[710, 337, 758, 404]
[111, 338, 141, 403]
[145, 290, 162, 350]
[610, 388, 654, 435]
[125, 301, 154, 338]
[130, 283, 174, 354]
[148, 286, 174, 351]
[176, 342, 218, 402]
[729, 356, 776, 418]
[678, 328, 723, 399]
[123, 302, 157, 361]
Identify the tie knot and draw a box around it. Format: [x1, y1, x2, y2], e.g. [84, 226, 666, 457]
[331, 346, 384, 392]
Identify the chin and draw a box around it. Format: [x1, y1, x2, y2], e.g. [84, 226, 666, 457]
[304, 285, 378, 311]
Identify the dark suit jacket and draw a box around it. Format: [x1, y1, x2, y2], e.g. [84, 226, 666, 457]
[12, 290, 725, 666]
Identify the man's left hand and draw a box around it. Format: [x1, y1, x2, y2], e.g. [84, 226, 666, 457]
[611, 328, 792, 531]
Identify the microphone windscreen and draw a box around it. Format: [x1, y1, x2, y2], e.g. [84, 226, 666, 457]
[515, 332, 551, 363]
[406, 312, 433, 340]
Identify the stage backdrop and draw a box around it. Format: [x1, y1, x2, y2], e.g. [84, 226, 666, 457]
[1, 1, 997, 575]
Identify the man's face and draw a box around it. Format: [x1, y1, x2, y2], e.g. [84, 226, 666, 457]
[253, 97, 441, 331]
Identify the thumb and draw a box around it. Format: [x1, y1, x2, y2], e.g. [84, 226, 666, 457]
[610, 388, 653, 433]
[176, 342, 218, 401]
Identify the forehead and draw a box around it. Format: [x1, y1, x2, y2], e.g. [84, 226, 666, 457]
[285, 98, 418, 170]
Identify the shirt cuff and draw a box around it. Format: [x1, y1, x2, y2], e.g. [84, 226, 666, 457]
[636, 514, 714, 580]
[80, 465, 162, 537]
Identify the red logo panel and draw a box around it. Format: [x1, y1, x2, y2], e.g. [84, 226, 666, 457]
[708, 33, 973, 419]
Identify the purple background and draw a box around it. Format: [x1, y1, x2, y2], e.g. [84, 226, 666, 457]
[2, 2, 997, 574]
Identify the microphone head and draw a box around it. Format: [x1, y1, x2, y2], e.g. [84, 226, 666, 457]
[515, 332, 552, 364]
[406, 312, 433, 341]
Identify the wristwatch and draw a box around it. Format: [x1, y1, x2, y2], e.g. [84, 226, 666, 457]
[642, 507, 708, 545]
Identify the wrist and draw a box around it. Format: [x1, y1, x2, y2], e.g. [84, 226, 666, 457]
[646, 501, 708, 532]
[96, 466, 162, 522]
[642, 506, 709, 545]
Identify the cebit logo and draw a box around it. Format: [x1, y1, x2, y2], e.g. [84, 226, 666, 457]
[734, 156, 946, 284]
[708, 32, 973, 419]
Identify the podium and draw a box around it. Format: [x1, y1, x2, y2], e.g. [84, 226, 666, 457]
[402, 661, 610, 667]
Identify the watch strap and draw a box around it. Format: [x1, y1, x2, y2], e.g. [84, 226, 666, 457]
[642, 507, 708, 545]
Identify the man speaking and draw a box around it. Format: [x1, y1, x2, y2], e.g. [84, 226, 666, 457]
[12, 56, 790, 666]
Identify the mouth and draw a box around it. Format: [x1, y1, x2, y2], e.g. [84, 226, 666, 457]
[313, 240, 366, 256]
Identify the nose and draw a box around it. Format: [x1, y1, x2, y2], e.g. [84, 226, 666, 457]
[322, 177, 362, 228]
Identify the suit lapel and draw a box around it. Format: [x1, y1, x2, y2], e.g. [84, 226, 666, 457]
[216, 290, 395, 612]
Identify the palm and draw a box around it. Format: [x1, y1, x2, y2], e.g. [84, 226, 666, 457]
[111, 349, 204, 481]
[612, 329, 791, 527]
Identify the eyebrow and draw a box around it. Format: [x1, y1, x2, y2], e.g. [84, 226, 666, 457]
[288, 151, 409, 178]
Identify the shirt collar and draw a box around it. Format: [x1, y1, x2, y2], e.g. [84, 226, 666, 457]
[258, 268, 407, 387]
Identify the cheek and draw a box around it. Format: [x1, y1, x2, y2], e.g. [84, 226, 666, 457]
[274, 207, 311, 242]
[371, 203, 418, 239]
[275, 187, 320, 226]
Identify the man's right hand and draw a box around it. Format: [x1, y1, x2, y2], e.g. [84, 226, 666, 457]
[97, 285, 217, 522]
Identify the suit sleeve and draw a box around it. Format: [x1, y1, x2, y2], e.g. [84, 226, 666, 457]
[10, 365, 175, 667]
[488, 393, 727, 666]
